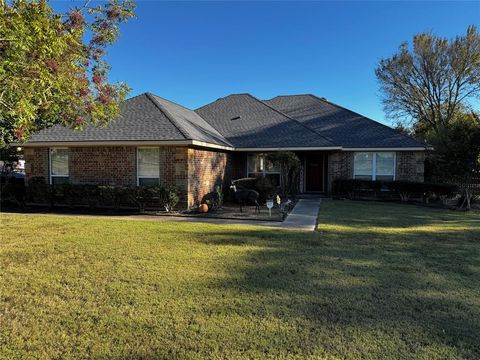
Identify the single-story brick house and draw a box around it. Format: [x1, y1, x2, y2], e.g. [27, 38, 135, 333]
[23, 93, 427, 207]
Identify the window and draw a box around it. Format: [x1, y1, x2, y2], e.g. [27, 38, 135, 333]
[247, 153, 281, 186]
[354, 152, 395, 181]
[353, 153, 373, 180]
[137, 147, 160, 186]
[50, 148, 69, 185]
[375, 152, 395, 181]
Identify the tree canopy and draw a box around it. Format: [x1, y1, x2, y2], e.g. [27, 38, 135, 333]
[376, 26, 480, 178]
[376, 25, 480, 135]
[0, 0, 135, 147]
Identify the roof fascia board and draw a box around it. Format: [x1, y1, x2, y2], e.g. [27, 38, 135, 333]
[190, 140, 234, 151]
[20, 139, 235, 151]
[342, 147, 430, 151]
[18, 142, 429, 152]
[21, 140, 194, 147]
[236, 146, 342, 151]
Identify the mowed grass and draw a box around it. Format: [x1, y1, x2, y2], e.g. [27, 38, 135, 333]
[1, 201, 479, 359]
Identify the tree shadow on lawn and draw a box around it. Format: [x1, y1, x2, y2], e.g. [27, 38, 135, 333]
[191, 218, 480, 358]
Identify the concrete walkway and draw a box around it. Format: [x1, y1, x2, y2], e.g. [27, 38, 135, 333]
[3, 199, 322, 231]
[281, 198, 321, 231]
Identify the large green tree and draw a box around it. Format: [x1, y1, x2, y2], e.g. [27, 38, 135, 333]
[376, 26, 480, 178]
[0, 0, 135, 147]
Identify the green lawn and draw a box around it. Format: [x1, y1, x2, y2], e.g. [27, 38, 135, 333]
[1, 201, 479, 359]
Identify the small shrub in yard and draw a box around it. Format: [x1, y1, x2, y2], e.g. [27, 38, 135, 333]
[158, 185, 179, 212]
[201, 185, 224, 211]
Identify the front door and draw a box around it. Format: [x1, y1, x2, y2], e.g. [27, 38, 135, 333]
[305, 154, 325, 192]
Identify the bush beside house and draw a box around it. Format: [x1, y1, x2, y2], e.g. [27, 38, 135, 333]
[2, 177, 180, 212]
[332, 178, 473, 208]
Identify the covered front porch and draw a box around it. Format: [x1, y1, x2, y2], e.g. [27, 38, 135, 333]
[242, 151, 334, 195]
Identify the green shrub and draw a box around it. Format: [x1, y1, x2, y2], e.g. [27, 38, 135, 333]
[333, 179, 459, 204]
[24, 181, 180, 212]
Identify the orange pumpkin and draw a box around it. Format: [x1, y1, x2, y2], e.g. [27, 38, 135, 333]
[198, 203, 209, 213]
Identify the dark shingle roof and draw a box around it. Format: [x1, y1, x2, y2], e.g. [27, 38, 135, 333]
[195, 94, 337, 149]
[28, 93, 231, 147]
[264, 94, 425, 148]
[149, 94, 231, 147]
[28, 92, 426, 150]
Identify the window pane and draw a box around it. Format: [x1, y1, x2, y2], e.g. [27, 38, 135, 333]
[354, 152, 373, 176]
[139, 178, 160, 187]
[51, 148, 69, 176]
[247, 154, 263, 173]
[52, 176, 69, 185]
[138, 148, 160, 177]
[376, 152, 394, 176]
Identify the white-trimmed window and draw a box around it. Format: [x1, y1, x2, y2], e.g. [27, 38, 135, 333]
[137, 147, 160, 186]
[247, 153, 281, 186]
[354, 152, 395, 181]
[50, 148, 69, 185]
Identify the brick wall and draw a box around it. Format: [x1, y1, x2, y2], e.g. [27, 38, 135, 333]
[327, 151, 353, 191]
[24, 147, 49, 182]
[326, 151, 425, 191]
[187, 148, 230, 207]
[396, 151, 425, 182]
[69, 146, 136, 186]
[23, 145, 231, 209]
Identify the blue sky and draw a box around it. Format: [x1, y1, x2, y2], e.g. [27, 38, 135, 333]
[56, 1, 479, 125]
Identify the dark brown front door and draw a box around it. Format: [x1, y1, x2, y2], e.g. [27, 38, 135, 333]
[305, 154, 325, 192]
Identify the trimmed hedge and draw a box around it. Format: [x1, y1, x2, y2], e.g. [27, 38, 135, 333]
[333, 179, 458, 203]
[3, 177, 180, 211]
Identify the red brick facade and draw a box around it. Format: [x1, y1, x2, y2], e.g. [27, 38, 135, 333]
[187, 148, 230, 207]
[24, 146, 425, 207]
[326, 151, 425, 190]
[327, 152, 354, 191]
[395, 151, 425, 182]
[24, 147, 49, 182]
[23, 145, 232, 208]
[68, 147, 137, 186]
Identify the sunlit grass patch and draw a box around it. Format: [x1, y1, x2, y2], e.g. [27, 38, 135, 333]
[1, 202, 479, 359]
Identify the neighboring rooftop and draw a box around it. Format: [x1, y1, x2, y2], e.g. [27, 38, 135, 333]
[195, 94, 337, 149]
[264, 94, 424, 148]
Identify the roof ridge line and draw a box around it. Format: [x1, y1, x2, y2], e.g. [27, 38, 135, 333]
[151, 93, 234, 147]
[150, 93, 195, 111]
[307, 94, 426, 146]
[145, 92, 191, 140]
[194, 93, 253, 112]
[248, 94, 338, 147]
